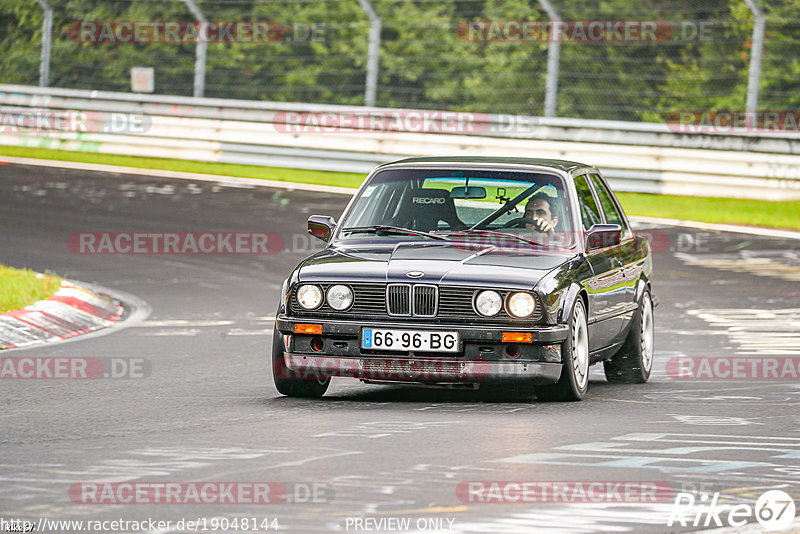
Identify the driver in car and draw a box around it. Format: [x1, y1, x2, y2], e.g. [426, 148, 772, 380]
[524, 192, 559, 233]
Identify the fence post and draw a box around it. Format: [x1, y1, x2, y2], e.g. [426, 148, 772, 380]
[537, 0, 560, 117]
[356, 0, 381, 107]
[182, 0, 207, 98]
[743, 0, 765, 120]
[34, 0, 52, 87]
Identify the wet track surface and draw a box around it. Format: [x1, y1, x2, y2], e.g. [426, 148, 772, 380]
[1, 163, 799, 533]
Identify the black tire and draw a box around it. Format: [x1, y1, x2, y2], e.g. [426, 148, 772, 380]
[536, 299, 589, 402]
[603, 290, 654, 384]
[272, 324, 330, 397]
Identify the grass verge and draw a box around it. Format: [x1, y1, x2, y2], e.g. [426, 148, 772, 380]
[0, 266, 62, 314]
[0, 146, 366, 188]
[615, 192, 800, 231]
[1, 146, 798, 230]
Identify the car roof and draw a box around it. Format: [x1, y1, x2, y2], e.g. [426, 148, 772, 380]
[378, 156, 595, 175]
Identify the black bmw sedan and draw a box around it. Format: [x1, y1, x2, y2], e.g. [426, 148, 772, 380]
[272, 157, 655, 401]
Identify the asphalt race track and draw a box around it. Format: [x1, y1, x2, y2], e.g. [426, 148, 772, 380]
[2, 162, 799, 534]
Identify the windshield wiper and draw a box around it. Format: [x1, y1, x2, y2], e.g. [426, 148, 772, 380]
[340, 225, 450, 241]
[446, 229, 543, 246]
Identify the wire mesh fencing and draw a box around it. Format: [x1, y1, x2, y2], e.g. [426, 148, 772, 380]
[1, 0, 797, 123]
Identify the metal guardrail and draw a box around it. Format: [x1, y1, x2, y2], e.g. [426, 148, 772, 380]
[1, 84, 799, 200]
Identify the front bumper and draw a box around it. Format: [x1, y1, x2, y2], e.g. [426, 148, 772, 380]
[276, 316, 568, 384]
[282, 353, 563, 384]
[276, 317, 569, 343]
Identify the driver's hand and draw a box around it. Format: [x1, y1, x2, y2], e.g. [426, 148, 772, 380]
[530, 217, 554, 233]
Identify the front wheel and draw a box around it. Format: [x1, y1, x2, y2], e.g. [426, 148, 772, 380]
[603, 290, 654, 384]
[272, 324, 330, 397]
[536, 299, 589, 402]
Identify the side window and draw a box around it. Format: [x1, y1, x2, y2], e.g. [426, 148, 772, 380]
[573, 174, 602, 230]
[589, 174, 627, 230]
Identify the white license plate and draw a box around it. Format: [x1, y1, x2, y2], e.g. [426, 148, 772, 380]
[361, 328, 459, 352]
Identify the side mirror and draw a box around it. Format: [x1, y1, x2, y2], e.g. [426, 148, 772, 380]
[585, 224, 622, 251]
[308, 215, 337, 242]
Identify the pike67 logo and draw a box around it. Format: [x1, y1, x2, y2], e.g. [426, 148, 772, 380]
[669, 489, 796, 531]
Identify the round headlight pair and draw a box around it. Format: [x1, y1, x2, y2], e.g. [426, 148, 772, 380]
[296, 284, 353, 311]
[474, 290, 536, 318]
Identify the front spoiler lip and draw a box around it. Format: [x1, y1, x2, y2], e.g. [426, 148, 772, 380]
[283, 353, 563, 384]
[276, 316, 569, 344]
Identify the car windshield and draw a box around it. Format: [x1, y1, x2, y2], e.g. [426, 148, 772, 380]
[338, 167, 575, 249]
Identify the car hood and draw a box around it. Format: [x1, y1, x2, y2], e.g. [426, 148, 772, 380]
[297, 241, 576, 288]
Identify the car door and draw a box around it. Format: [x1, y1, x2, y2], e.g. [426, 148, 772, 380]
[574, 173, 626, 350]
[588, 173, 640, 340]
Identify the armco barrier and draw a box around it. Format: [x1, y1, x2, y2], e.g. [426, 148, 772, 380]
[1, 84, 800, 200]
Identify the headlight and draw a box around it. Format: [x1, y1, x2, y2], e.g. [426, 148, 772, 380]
[475, 290, 502, 317]
[507, 292, 536, 318]
[326, 284, 354, 311]
[296, 284, 322, 310]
